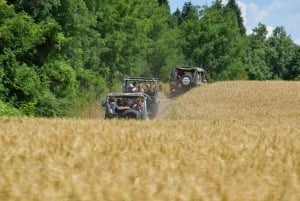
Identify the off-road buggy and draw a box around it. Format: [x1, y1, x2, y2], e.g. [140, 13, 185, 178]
[102, 92, 150, 120]
[122, 77, 161, 118]
[169, 67, 207, 96]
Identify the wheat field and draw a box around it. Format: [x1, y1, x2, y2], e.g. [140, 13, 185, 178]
[1, 81, 300, 201]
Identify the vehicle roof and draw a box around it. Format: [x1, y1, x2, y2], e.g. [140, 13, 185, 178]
[176, 67, 206, 72]
[106, 92, 147, 97]
[123, 77, 158, 82]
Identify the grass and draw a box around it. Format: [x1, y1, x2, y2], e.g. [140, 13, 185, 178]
[0, 81, 300, 201]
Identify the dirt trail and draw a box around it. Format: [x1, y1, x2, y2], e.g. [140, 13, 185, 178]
[155, 96, 176, 119]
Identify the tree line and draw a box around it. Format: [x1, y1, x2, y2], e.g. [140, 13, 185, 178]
[1, 0, 299, 117]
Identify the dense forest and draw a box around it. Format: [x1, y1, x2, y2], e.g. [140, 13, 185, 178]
[1, 0, 299, 117]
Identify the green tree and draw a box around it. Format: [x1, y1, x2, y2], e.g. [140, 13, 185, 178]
[37, 60, 78, 116]
[1, 50, 42, 115]
[286, 45, 300, 80]
[244, 23, 272, 80]
[225, 0, 246, 35]
[0, 5, 64, 115]
[6, 0, 61, 22]
[266, 26, 296, 79]
[178, 0, 247, 80]
[170, 8, 183, 27]
[93, 0, 181, 84]
[158, 0, 169, 7]
[144, 0, 184, 80]
[177, 2, 202, 65]
[45, 0, 108, 106]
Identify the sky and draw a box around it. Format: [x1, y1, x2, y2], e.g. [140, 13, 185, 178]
[168, 0, 300, 45]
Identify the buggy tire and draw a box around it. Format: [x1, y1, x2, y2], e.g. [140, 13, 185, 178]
[181, 75, 191, 86]
[121, 109, 141, 119]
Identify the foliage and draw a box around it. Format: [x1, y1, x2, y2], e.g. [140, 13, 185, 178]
[0, 100, 21, 116]
[266, 27, 296, 79]
[225, 0, 246, 35]
[244, 23, 272, 80]
[1, 51, 42, 115]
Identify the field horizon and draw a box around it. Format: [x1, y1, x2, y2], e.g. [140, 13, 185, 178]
[1, 81, 300, 201]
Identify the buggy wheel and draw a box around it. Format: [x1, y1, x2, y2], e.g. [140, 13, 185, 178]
[181, 75, 191, 86]
[121, 109, 141, 119]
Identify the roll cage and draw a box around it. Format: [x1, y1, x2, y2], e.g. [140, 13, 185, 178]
[102, 92, 150, 120]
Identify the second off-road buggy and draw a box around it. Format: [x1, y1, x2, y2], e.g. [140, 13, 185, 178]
[169, 67, 207, 96]
[122, 77, 161, 118]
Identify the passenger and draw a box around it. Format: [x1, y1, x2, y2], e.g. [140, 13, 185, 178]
[137, 84, 144, 92]
[123, 99, 131, 107]
[131, 81, 137, 92]
[128, 84, 134, 92]
[108, 97, 115, 115]
[115, 98, 130, 113]
[201, 73, 208, 83]
[132, 97, 143, 111]
[145, 84, 153, 92]
[128, 81, 137, 92]
[177, 69, 185, 79]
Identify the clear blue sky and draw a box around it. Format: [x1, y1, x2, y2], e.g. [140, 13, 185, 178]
[168, 0, 300, 45]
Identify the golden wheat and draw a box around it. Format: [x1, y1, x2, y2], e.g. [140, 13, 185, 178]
[0, 81, 299, 201]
